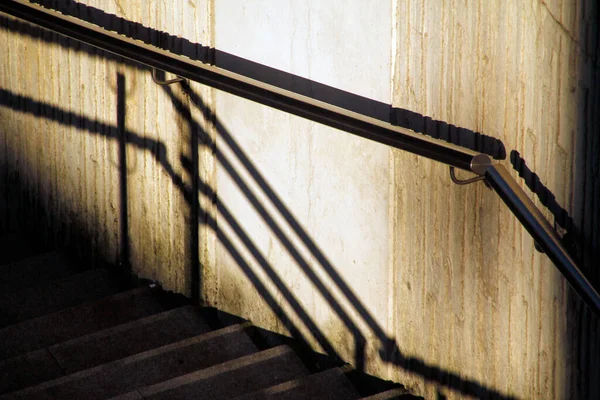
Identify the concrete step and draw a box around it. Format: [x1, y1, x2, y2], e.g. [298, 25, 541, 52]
[0, 268, 120, 327]
[361, 389, 417, 399]
[51, 305, 212, 374]
[230, 368, 360, 400]
[111, 394, 143, 400]
[0, 306, 212, 393]
[0, 349, 63, 395]
[0, 251, 76, 294]
[5, 324, 258, 400]
[123, 345, 308, 400]
[0, 234, 43, 265]
[0, 287, 163, 360]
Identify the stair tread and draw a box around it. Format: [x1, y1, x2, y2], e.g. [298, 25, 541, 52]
[0, 349, 63, 395]
[0, 268, 120, 327]
[134, 345, 308, 400]
[110, 393, 144, 400]
[7, 324, 258, 400]
[0, 251, 76, 294]
[360, 388, 414, 399]
[50, 305, 212, 374]
[0, 287, 163, 360]
[0, 306, 211, 392]
[231, 368, 360, 400]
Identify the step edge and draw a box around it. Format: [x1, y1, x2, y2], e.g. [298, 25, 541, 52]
[138, 345, 301, 398]
[360, 388, 414, 400]
[12, 324, 253, 395]
[231, 367, 360, 400]
[0, 287, 154, 335]
[47, 305, 203, 352]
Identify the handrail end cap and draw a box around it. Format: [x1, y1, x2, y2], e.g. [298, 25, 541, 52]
[471, 154, 493, 176]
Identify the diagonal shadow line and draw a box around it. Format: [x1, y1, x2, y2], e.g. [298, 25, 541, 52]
[161, 86, 518, 399]
[201, 179, 343, 362]
[1, 8, 521, 398]
[161, 81, 367, 368]
[0, 87, 516, 399]
[1, 5, 577, 293]
[175, 72, 200, 305]
[12, 0, 507, 160]
[0, 12, 520, 364]
[0, 85, 342, 363]
[177, 86, 389, 341]
[202, 197, 340, 361]
[162, 84, 368, 369]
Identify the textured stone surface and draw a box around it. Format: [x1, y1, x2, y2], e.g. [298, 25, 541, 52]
[230, 368, 360, 400]
[0, 349, 63, 394]
[0, 1, 598, 399]
[7, 325, 258, 400]
[49, 305, 211, 374]
[138, 345, 306, 400]
[0, 288, 163, 359]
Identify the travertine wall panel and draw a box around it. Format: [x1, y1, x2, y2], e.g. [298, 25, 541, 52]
[0, 1, 598, 398]
[0, 0, 213, 297]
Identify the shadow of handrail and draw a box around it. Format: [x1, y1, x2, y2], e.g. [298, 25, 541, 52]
[23, 0, 506, 161]
[6, 0, 590, 308]
[0, 85, 342, 362]
[4, 1, 587, 397]
[167, 83, 517, 399]
[0, 85, 516, 399]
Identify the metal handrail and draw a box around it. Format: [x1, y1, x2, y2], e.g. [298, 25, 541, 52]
[485, 165, 600, 315]
[0, 0, 484, 172]
[1, 0, 598, 317]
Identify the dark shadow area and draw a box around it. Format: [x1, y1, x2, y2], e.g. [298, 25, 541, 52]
[571, 28, 600, 284]
[154, 69, 202, 305]
[23, 0, 506, 160]
[0, 4, 532, 398]
[171, 78, 517, 399]
[0, 84, 342, 356]
[565, 8, 600, 399]
[167, 82, 369, 371]
[186, 80, 201, 306]
[198, 306, 408, 398]
[117, 73, 130, 278]
[0, 85, 516, 400]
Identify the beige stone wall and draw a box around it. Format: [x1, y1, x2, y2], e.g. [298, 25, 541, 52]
[0, 0, 214, 295]
[390, 1, 598, 398]
[0, 1, 598, 399]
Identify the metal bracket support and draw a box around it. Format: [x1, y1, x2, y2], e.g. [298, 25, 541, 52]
[151, 67, 184, 85]
[449, 167, 487, 185]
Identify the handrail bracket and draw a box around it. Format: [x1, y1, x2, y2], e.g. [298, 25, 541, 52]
[449, 167, 487, 185]
[151, 67, 184, 85]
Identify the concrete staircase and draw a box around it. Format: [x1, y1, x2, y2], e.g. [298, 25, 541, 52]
[0, 234, 418, 399]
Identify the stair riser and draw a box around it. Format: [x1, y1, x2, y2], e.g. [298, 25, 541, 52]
[142, 349, 307, 400]
[0, 288, 163, 360]
[52, 307, 211, 374]
[8, 328, 257, 400]
[0, 269, 119, 327]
